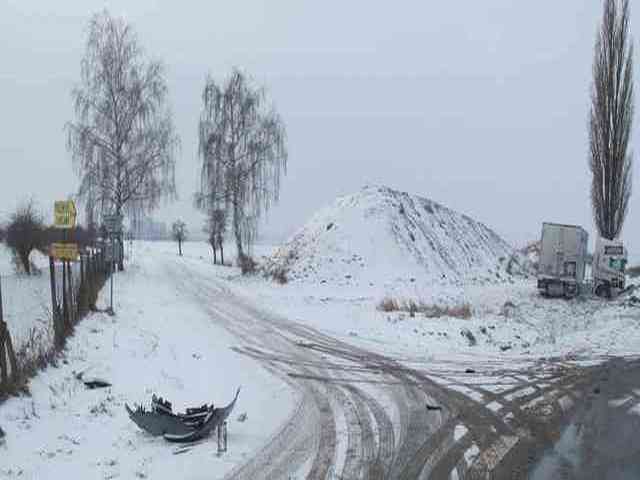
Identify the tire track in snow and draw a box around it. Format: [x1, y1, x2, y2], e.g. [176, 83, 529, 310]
[166, 258, 563, 479]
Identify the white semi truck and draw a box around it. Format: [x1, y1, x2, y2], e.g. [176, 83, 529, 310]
[537, 222, 627, 298]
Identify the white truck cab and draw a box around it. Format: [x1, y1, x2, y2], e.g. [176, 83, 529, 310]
[592, 236, 627, 298]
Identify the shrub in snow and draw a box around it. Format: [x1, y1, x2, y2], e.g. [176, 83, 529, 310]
[271, 268, 288, 284]
[501, 301, 517, 318]
[460, 329, 477, 347]
[238, 255, 258, 275]
[377, 298, 472, 320]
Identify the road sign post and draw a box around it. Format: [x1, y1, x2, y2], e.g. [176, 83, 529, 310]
[51, 200, 79, 327]
[103, 214, 123, 316]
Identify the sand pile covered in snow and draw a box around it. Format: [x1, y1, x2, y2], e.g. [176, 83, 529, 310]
[265, 185, 529, 289]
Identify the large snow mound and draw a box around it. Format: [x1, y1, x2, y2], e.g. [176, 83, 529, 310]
[265, 185, 528, 289]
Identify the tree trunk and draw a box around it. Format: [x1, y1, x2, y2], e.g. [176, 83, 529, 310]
[21, 251, 30, 275]
[220, 241, 224, 265]
[0, 323, 7, 387]
[178, 240, 183, 256]
[4, 327, 17, 383]
[212, 244, 217, 264]
[117, 235, 124, 271]
[233, 200, 244, 263]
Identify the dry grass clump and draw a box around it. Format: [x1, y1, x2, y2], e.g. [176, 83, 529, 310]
[377, 297, 472, 319]
[272, 268, 288, 285]
[1, 326, 55, 398]
[238, 255, 258, 275]
[378, 298, 401, 312]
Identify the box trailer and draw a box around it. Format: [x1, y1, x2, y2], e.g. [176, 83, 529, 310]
[537, 222, 588, 298]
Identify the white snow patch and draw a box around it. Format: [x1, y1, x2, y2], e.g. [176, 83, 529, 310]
[454, 424, 469, 442]
[609, 396, 634, 408]
[479, 383, 519, 394]
[504, 386, 536, 402]
[628, 403, 640, 416]
[449, 385, 484, 403]
[464, 444, 481, 467]
[521, 396, 546, 410]
[558, 395, 574, 412]
[486, 401, 503, 412]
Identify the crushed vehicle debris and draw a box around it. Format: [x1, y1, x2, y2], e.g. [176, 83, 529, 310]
[125, 388, 240, 444]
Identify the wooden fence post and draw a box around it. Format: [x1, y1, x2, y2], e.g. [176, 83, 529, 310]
[67, 261, 75, 324]
[4, 325, 17, 384]
[49, 256, 62, 347]
[0, 274, 3, 325]
[80, 254, 85, 287]
[62, 260, 68, 331]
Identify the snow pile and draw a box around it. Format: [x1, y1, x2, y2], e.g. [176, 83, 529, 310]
[265, 185, 529, 290]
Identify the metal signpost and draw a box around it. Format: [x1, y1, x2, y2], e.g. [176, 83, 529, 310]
[50, 201, 79, 337]
[51, 201, 79, 260]
[104, 214, 123, 315]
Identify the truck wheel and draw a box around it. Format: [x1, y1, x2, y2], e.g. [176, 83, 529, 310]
[595, 284, 611, 299]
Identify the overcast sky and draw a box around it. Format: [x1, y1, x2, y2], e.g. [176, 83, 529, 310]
[1, 1, 639, 258]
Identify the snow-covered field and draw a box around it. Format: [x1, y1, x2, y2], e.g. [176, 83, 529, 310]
[0, 244, 54, 352]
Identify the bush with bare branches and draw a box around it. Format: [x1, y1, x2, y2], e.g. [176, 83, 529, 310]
[5, 201, 45, 275]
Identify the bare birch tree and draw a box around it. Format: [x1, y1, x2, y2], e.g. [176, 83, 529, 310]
[589, 0, 634, 240]
[197, 69, 287, 271]
[66, 10, 179, 269]
[205, 208, 227, 265]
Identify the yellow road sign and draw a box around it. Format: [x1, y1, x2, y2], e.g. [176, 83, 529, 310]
[50, 243, 79, 261]
[54, 201, 77, 229]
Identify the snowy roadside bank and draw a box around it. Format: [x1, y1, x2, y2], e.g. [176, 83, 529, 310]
[0, 244, 295, 480]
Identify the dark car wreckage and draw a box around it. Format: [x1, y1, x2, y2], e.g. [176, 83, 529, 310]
[125, 387, 240, 443]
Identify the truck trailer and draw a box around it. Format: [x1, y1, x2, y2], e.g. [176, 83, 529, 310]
[537, 222, 588, 298]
